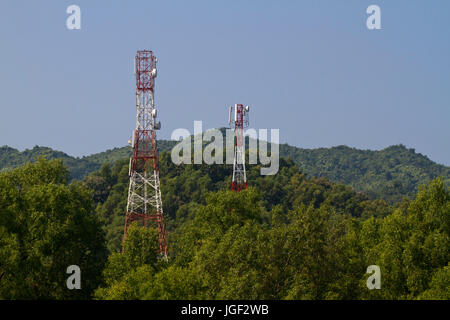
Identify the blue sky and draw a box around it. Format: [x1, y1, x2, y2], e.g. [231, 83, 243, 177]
[0, 0, 449, 165]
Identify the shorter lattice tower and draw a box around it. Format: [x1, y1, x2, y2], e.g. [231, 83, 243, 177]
[228, 104, 250, 191]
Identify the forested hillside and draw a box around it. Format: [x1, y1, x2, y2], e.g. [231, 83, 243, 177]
[1, 156, 448, 299]
[279, 144, 450, 203]
[0, 142, 175, 181]
[1, 138, 448, 203]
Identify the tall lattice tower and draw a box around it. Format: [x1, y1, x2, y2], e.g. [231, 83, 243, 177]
[229, 104, 250, 191]
[123, 50, 167, 257]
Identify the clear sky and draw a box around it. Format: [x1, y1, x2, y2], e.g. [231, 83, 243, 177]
[0, 0, 449, 165]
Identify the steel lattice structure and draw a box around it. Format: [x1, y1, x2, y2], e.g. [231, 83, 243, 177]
[229, 104, 249, 191]
[123, 50, 167, 257]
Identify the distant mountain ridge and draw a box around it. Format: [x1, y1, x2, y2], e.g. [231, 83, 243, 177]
[1, 139, 448, 203]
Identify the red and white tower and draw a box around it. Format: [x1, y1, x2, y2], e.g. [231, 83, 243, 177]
[123, 50, 167, 257]
[229, 104, 250, 191]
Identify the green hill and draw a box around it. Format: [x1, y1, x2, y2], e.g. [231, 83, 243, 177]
[279, 143, 450, 202]
[1, 139, 448, 203]
[0, 145, 96, 180]
[0, 142, 176, 181]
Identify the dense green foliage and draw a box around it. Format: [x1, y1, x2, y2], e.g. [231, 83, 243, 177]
[280, 144, 450, 203]
[1, 140, 448, 203]
[0, 149, 448, 300]
[91, 161, 448, 299]
[82, 152, 448, 300]
[0, 159, 107, 299]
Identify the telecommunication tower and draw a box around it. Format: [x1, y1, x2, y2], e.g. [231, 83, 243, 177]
[123, 50, 167, 258]
[229, 104, 250, 191]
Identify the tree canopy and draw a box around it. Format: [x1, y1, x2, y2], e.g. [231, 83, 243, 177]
[0, 158, 107, 299]
[0, 152, 448, 300]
